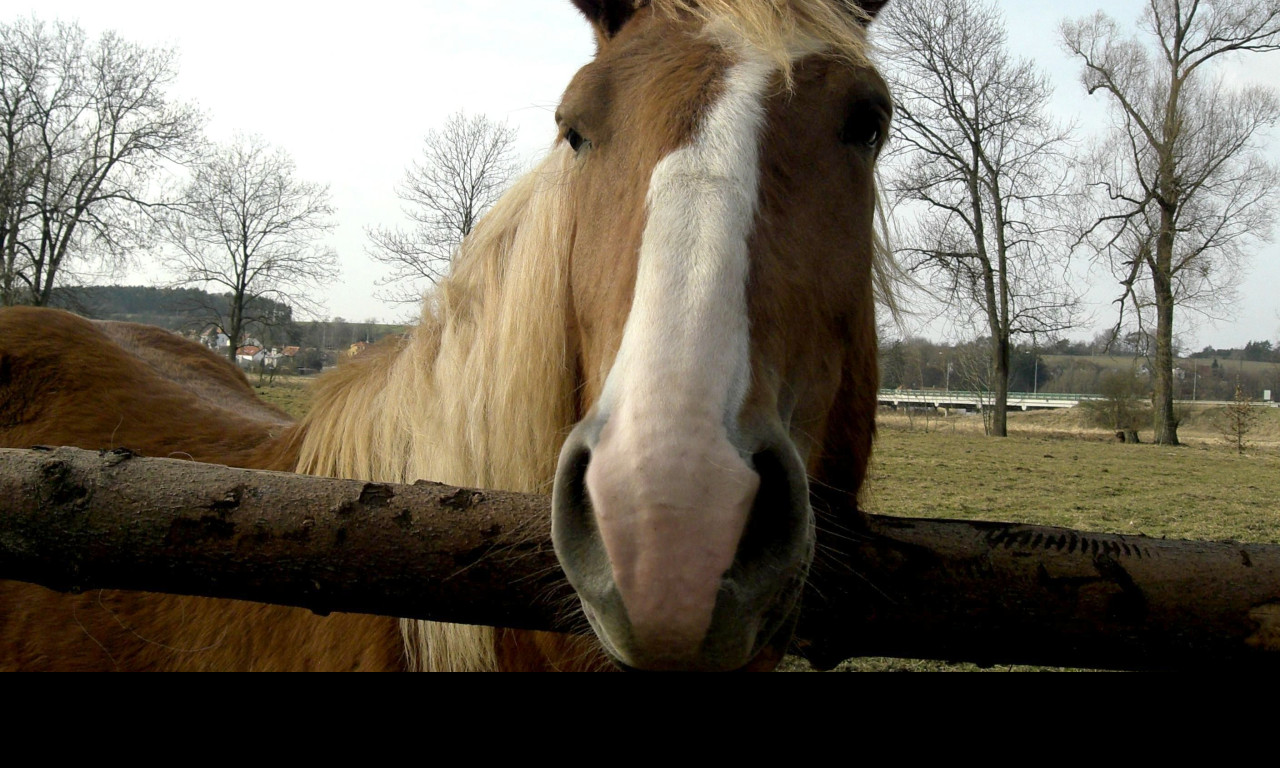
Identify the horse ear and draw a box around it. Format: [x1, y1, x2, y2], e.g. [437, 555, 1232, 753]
[571, 0, 647, 39]
[854, 1, 889, 24]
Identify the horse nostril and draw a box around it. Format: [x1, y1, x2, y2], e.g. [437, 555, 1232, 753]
[737, 446, 811, 567]
[551, 427, 619, 606]
[559, 441, 592, 520]
[551, 435, 598, 564]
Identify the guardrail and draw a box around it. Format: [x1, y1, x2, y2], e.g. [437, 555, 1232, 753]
[879, 390, 1097, 410]
[878, 390, 1279, 410]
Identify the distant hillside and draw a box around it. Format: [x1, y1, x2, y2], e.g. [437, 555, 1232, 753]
[45, 285, 408, 354]
[46, 286, 291, 335]
[1039, 353, 1280, 402]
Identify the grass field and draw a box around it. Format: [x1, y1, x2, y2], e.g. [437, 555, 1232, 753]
[869, 409, 1280, 543]
[252, 379, 1280, 671]
[252, 376, 314, 419]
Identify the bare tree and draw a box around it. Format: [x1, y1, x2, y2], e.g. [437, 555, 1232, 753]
[1084, 365, 1149, 442]
[0, 18, 202, 307]
[878, 0, 1081, 437]
[161, 135, 336, 364]
[1219, 382, 1261, 454]
[366, 111, 517, 304]
[1062, 0, 1280, 445]
[949, 338, 995, 435]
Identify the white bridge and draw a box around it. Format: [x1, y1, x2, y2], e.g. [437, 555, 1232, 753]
[879, 389, 1099, 411]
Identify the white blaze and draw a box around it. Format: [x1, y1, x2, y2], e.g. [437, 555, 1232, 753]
[598, 45, 773, 426]
[585, 43, 776, 659]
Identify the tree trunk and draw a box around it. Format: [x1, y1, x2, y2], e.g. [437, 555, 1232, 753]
[990, 330, 1009, 437]
[989, 173, 1012, 438]
[226, 319, 242, 365]
[227, 285, 245, 366]
[969, 165, 1007, 438]
[0, 227, 16, 307]
[1152, 207, 1179, 445]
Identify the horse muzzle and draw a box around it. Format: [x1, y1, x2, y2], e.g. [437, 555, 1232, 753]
[551, 413, 813, 671]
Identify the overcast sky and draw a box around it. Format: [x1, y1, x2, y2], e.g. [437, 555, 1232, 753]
[13, 0, 1280, 349]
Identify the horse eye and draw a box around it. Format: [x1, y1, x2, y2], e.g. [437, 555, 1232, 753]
[840, 111, 882, 149]
[565, 127, 589, 153]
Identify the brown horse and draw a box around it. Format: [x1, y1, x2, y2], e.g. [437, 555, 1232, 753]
[0, 0, 893, 671]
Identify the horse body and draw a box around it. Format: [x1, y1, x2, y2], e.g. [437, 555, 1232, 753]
[0, 0, 890, 671]
[0, 307, 293, 467]
[0, 307, 405, 671]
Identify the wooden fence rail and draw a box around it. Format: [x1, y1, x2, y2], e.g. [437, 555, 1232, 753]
[2, 446, 1278, 669]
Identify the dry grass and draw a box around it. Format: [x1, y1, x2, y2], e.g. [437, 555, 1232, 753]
[253, 378, 314, 420]
[868, 410, 1280, 543]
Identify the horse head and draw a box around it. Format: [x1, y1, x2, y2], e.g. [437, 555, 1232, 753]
[551, 0, 890, 671]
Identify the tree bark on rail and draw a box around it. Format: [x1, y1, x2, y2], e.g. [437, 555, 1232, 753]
[2, 446, 1279, 670]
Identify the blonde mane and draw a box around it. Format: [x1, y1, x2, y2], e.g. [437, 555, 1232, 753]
[295, 148, 579, 671]
[654, 0, 875, 78]
[296, 147, 577, 493]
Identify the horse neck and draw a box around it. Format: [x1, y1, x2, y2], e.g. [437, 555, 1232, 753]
[295, 150, 579, 495]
